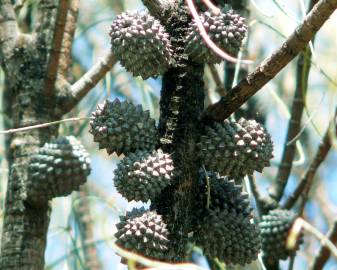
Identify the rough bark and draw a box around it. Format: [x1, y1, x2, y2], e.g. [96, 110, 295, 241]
[0, 1, 61, 269]
[150, 1, 205, 260]
[0, 38, 59, 269]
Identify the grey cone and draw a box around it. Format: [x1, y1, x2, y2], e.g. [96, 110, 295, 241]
[110, 10, 174, 79]
[28, 136, 91, 203]
[115, 207, 169, 261]
[114, 149, 174, 202]
[198, 171, 251, 217]
[198, 117, 273, 178]
[89, 98, 158, 155]
[196, 208, 261, 266]
[260, 209, 301, 263]
[185, 9, 248, 63]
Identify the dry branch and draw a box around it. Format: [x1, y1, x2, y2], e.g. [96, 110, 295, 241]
[269, 0, 318, 202]
[311, 219, 337, 270]
[59, 0, 80, 77]
[44, 0, 69, 97]
[208, 64, 226, 96]
[201, 0, 337, 124]
[283, 120, 334, 209]
[58, 51, 117, 114]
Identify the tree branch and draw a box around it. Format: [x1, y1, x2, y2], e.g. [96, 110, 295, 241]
[57, 51, 117, 115]
[0, 0, 19, 63]
[59, 0, 80, 78]
[141, 0, 175, 21]
[247, 176, 278, 216]
[43, 0, 69, 97]
[208, 64, 226, 96]
[35, 0, 58, 45]
[201, 0, 337, 124]
[283, 116, 334, 209]
[311, 219, 337, 270]
[269, 0, 318, 202]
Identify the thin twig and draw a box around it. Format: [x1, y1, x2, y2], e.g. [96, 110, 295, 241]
[208, 64, 226, 96]
[311, 219, 337, 270]
[73, 187, 102, 270]
[202, 165, 211, 209]
[0, 117, 89, 135]
[269, 0, 318, 202]
[58, 51, 117, 114]
[246, 176, 263, 218]
[47, 235, 205, 270]
[283, 120, 333, 209]
[201, 0, 337, 123]
[185, 0, 252, 64]
[44, 0, 69, 97]
[288, 218, 337, 259]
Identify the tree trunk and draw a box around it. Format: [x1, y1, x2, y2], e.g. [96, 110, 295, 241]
[0, 40, 58, 269]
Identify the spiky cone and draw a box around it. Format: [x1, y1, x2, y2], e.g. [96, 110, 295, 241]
[195, 208, 261, 266]
[115, 207, 169, 262]
[110, 10, 174, 79]
[198, 117, 273, 178]
[114, 149, 174, 202]
[89, 99, 158, 155]
[194, 171, 260, 265]
[185, 9, 247, 63]
[259, 209, 302, 263]
[197, 170, 251, 218]
[27, 136, 91, 204]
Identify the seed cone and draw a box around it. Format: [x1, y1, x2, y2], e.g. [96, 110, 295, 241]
[198, 117, 273, 178]
[28, 136, 91, 203]
[115, 207, 169, 261]
[89, 99, 158, 155]
[196, 208, 261, 265]
[197, 171, 251, 217]
[110, 10, 173, 79]
[114, 149, 174, 202]
[195, 171, 260, 265]
[185, 9, 247, 63]
[260, 209, 301, 263]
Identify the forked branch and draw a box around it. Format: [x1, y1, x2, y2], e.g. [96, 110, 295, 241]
[57, 51, 117, 115]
